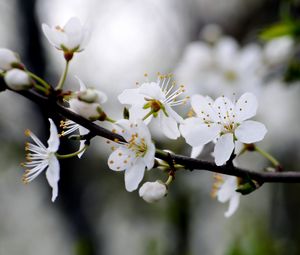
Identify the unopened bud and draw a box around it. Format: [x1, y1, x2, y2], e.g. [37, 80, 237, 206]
[139, 181, 167, 203]
[4, 69, 31, 90]
[0, 48, 20, 71]
[78, 88, 99, 103]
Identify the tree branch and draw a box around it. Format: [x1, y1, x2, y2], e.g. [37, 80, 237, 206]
[12, 88, 300, 184]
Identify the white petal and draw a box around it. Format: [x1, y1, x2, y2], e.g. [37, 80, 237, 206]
[75, 76, 87, 91]
[217, 176, 236, 203]
[64, 17, 82, 35]
[191, 94, 219, 121]
[96, 90, 108, 104]
[235, 120, 267, 144]
[191, 145, 204, 158]
[139, 82, 165, 100]
[77, 125, 89, 158]
[180, 117, 220, 147]
[165, 104, 183, 123]
[47, 119, 60, 152]
[42, 24, 64, 49]
[213, 96, 235, 120]
[79, 22, 91, 50]
[159, 113, 180, 139]
[124, 160, 145, 192]
[107, 147, 134, 171]
[69, 99, 99, 119]
[46, 155, 60, 202]
[143, 143, 155, 170]
[130, 106, 152, 124]
[264, 36, 293, 65]
[214, 133, 234, 166]
[118, 88, 141, 105]
[224, 193, 240, 218]
[215, 37, 238, 68]
[63, 17, 83, 49]
[235, 93, 258, 122]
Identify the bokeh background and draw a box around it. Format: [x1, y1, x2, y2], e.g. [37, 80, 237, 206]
[0, 0, 300, 254]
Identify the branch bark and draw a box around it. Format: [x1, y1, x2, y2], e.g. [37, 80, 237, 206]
[12, 88, 300, 184]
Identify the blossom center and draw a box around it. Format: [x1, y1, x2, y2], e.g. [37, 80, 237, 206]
[127, 134, 148, 157]
[224, 70, 237, 82]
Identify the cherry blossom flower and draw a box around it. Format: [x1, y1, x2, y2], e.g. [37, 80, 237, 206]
[180, 93, 267, 166]
[69, 77, 107, 120]
[0, 48, 20, 71]
[118, 75, 188, 139]
[42, 17, 90, 54]
[107, 119, 155, 192]
[175, 36, 264, 96]
[263, 36, 294, 67]
[139, 181, 167, 203]
[212, 174, 240, 218]
[21, 119, 60, 202]
[4, 69, 31, 90]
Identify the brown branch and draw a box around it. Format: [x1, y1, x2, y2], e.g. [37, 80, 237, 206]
[12, 88, 300, 184]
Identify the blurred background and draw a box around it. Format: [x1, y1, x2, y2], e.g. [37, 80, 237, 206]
[0, 0, 300, 254]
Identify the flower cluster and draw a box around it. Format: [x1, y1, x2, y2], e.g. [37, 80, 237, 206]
[0, 17, 282, 219]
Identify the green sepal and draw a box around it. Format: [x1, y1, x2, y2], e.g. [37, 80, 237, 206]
[236, 179, 261, 195]
[123, 107, 130, 119]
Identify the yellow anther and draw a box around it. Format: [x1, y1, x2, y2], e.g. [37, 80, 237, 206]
[24, 129, 31, 136]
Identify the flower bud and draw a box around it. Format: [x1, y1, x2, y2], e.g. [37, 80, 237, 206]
[69, 77, 107, 120]
[0, 48, 20, 71]
[4, 69, 31, 90]
[139, 181, 167, 203]
[69, 99, 101, 120]
[78, 89, 99, 103]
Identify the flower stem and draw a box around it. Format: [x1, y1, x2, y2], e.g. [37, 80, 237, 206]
[32, 83, 50, 95]
[55, 60, 70, 90]
[56, 144, 88, 159]
[254, 145, 280, 168]
[105, 116, 116, 123]
[27, 71, 51, 89]
[165, 174, 174, 186]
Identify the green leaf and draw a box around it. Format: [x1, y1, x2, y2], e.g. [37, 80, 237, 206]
[260, 22, 294, 40]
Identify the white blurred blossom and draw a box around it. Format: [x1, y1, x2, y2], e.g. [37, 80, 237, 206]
[214, 175, 240, 218]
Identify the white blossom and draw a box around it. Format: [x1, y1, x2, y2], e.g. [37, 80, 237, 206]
[0, 48, 20, 71]
[263, 36, 294, 67]
[42, 17, 90, 53]
[107, 119, 155, 192]
[22, 118, 60, 202]
[175, 37, 264, 96]
[69, 77, 107, 120]
[214, 175, 240, 218]
[4, 69, 31, 91]
[180, 93, 267, 166]
[118, 75, 187, 139]
[139, 181, 167, 203]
